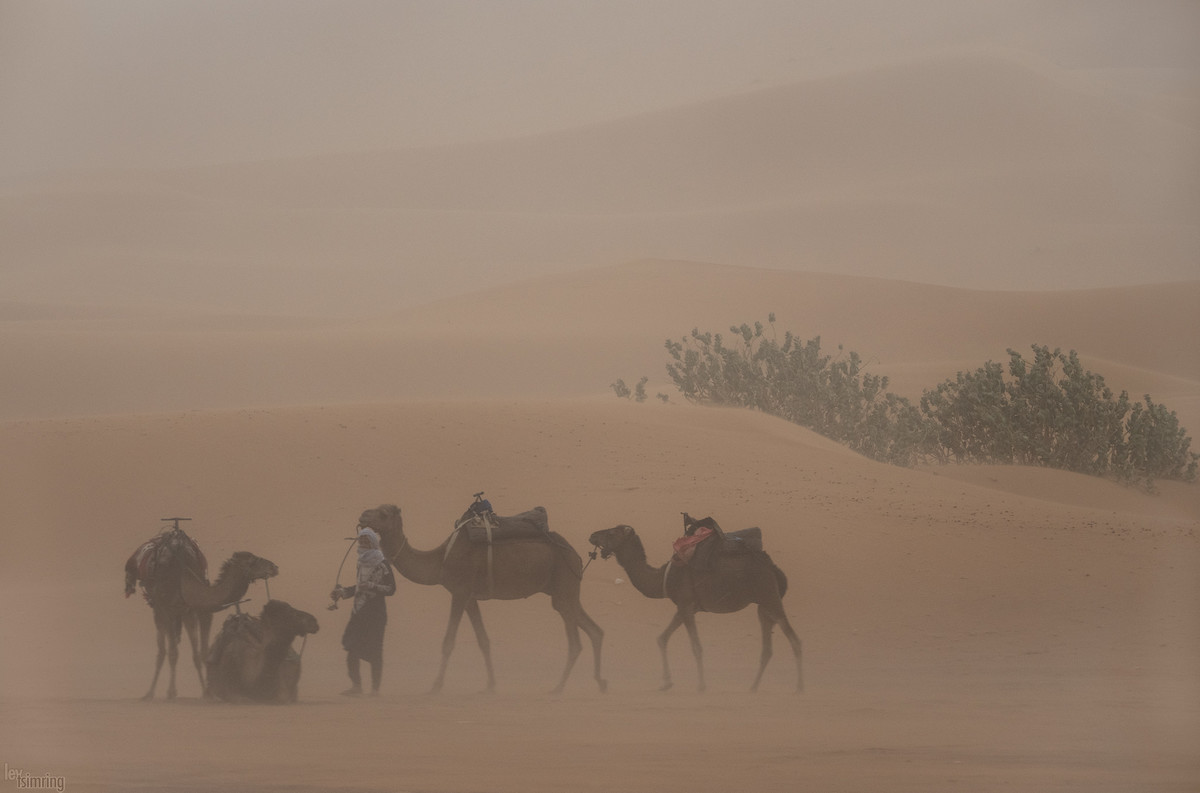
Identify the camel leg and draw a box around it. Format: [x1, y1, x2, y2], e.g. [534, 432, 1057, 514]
[197, 611, 213, 697]
[463, 598, 496, 693]
[432, 594, 468, 693]
[777, 611, 804, 693]
[574, 606, 607, 693]
[751, 605, 775, 692]
[549, 608, 583, 696]
[680, 611, 706, 692]
[165, 623, 180, 700]
[143, 622, 168, 701]
[182, 611, 205, 697]
[656, 611, 687, 692]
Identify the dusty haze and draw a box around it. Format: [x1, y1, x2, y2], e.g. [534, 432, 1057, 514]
[1, 3, 1197, 792]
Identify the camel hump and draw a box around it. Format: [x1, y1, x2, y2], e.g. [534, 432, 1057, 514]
[206, 612, 260, 668]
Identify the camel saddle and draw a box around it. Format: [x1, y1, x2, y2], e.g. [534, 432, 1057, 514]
[675, 515, 763, 568]
[461, 506, 552, 544]
[124, 527, 208, 599]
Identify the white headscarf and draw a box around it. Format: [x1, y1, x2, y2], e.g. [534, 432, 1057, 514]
[356, 527, 386, 580]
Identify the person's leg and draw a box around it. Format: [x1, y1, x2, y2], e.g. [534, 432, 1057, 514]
[369, 658, 382, 694]
[342, 652, 363, 695]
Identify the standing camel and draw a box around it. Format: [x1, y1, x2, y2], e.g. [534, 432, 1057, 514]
[588, 524, 802, 692]
[206, 599, 319, 703]
[137, 551, 278, 700]
[358, 503, 606, 694]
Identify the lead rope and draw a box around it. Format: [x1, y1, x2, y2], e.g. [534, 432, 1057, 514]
[327, 536, 358, 611]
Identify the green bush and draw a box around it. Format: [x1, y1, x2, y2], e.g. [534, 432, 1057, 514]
[664, 317, 929, 466]
[920, 345, 1197, 485]
[654, 319, 1197, 486]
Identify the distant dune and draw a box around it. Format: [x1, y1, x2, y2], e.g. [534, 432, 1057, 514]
[3, 52, 1197, 316]
[1, 260, 1195, 433]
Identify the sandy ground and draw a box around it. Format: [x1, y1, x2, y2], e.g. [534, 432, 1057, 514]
[0, 391, 1196, 792]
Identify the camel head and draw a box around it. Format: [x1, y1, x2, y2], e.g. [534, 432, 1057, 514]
[588, 525, 636, 560]
[224, 551, 279, 583]
[260, 599, 320, 638]
[358, 504, 403, 558]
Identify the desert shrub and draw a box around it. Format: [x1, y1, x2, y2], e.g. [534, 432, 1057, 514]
[920, 345, 1197, 485]
[658, 321, 1196, 486]
[665, 317, 930, 465]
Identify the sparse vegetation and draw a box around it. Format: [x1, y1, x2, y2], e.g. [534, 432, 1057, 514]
[920, 345, 1198, 487]
[622, 316, 1197, 487]
[663, 316, 927, 466]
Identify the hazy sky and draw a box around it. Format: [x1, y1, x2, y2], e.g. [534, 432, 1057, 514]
[4, 0, 1196, 177]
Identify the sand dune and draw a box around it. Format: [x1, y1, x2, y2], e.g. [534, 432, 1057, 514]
[2, 261, 1196, 433]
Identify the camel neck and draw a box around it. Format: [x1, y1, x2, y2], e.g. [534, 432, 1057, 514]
[387, 534, 446, 587]
[613, 535, 669, 599]
[181, 563, 249, 609]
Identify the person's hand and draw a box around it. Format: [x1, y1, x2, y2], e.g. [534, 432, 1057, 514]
[329, 587, 342, 601]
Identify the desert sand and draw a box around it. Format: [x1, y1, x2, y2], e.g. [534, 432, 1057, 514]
[1, 258, 1197, 792]
[2, 8, 1199, 790]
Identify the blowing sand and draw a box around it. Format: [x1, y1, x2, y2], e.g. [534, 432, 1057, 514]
[2, 15, 1199, 788]
[1, 258, 1197, 792]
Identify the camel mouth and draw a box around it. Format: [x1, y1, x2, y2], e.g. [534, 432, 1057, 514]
[587, 530, 614, 559]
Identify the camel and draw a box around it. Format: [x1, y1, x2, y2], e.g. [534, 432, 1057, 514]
[138, 550, 278, 700]
[588, 524, 802, 692]
[358, 503, 606, 694]
[206, 600, 319, 703]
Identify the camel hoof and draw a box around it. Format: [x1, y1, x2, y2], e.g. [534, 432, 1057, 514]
[659, 681, 673, 692]
[597, 679, 608, 694]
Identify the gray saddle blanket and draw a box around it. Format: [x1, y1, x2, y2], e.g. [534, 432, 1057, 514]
[720, 527, 763, 553]
[689, 526, 763, 570]
[463, 507, 552, 544]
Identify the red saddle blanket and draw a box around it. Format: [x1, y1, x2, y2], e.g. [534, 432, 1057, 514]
[672, 526, 714, 564]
